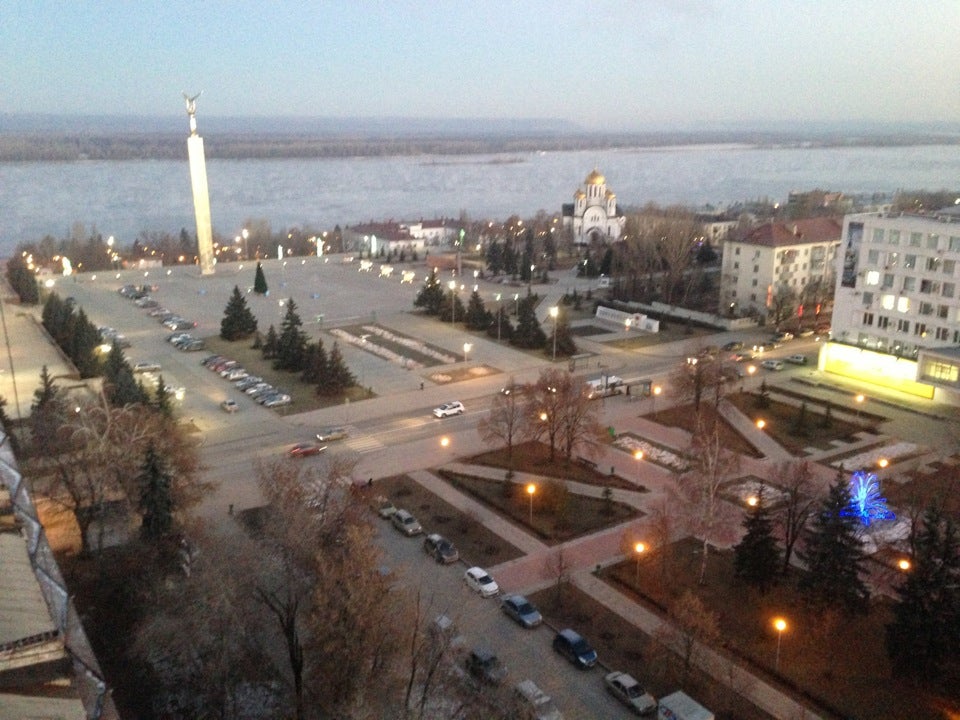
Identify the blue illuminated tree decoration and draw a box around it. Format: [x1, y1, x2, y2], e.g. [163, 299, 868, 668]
[840, 470, 896, 526]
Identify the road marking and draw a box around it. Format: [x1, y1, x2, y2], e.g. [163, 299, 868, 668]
[345, 435, 385, 453]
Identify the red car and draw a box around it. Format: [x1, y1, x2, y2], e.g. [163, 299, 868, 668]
[288, 442, 324, 458]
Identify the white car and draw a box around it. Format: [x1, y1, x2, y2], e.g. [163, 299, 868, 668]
[464, 566, 499, 597]
[220, 399, 240, 413]
[433, 401, 465, 418]
[133, 361, 161, 373]
[761, 359, 784, 371]
[604, 671, 656, 715]
[786, 354, 809, 365]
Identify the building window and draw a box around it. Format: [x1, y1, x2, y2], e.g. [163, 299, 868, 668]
[750, 293, 757, 301]
[897, 296, 910, 313]
[877, 316, 890, 329]
[897, 318, 910, 333]
[944, 259, 956, 275]
[903, 276, 916, 292]
[735, 247, 741, 255]
[867, 249, 880, 264]
[733, 261, 739, 269]
[873, 229, 885, 243]
[752, 279, 758, 287]
[927, 234, 940, 250]
[881, 294, 895, 310]
[914, 322, 927, 337]
[939, 304, 950, 319]
[753, 265, 759, 273]
[889, 230, 900, 245]
[887, 252, 899, 267]
[920, 279, 938, 294]
[919, 302, 934, 316]
[950, 236, 960, 252]
[882, 273, 895, 289]
[910, 232, 922, 247]
[865, 270, 880, 286]
[863, 312, 874, 326]
[944, 283, 956, 298]
[863, 291, 874, 306]
[904, 254, 917, 269]
[922, 360, 958, 383]
[936, 327, 949, 341]
[926, 257, 942, 272]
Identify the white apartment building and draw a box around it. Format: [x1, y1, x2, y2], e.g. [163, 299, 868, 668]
[826, 208, 960, 401]
[720, 218, 841, 323]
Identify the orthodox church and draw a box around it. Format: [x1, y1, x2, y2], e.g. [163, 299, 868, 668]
[561, 168, 626, 245]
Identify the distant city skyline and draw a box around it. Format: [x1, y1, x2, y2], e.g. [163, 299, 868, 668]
[2, 1, 959, 131]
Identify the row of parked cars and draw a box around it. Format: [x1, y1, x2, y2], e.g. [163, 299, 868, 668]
[378, 496, 658, 717]
[202, 355, 293, 409]
[118, 283, 206, 351]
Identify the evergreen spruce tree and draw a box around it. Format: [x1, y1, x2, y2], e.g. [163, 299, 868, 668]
[886, 504, 960, 678]
[137, 443, 174, 541]
[0, 396, 20, 457]
[274, 299, 307, 371]
[220, 285, 259, 341]
[30, 365, 64, 457]
[519, 230, 534, 283]
[502, 242, 518, 276]
[486, 306, 514, 341]
[70, 308, 101, 378]
[319, 341, 356, 396]
[548, 311, 578, 358]
[510, 295, 547, 349]
[438, 291, 466, 324]
[733, 488, 781, 593]
[153, 374, 173, 418]
[464, 290, 491, 330]
[301, 341, 328, 385]
[600, 247, 614, 276]
[486, 240, 503, 275]
[413, 268, 444, 315]
[262, 325, 279, 359]
[253, 262, 269, 295]
[798, 476, 870, 613]
[31, 364, 58, 412]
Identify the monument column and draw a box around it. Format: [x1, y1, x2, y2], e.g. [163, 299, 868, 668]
[183, 92, 215, 275]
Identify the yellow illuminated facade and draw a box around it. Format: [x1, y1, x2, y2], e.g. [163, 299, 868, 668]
[820, 342, 934, 399]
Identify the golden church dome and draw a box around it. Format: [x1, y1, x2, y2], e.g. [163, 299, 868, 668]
[605, 189, 615, 198]
[574, 189, 586, 199]
[585, 168, 605, 185]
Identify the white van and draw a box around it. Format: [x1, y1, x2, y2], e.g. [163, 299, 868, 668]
[658, 691, 714, 720]
[514, 679, 563, 720]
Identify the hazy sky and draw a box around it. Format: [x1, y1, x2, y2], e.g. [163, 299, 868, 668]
[3, 1, 959, 130]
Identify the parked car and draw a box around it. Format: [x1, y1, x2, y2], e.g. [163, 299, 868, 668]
[465, 647, 507, 685]
[262, 394, 292, 408]
[316, 426, 348, 442]
[371, 495, 397, 519]
[552, 628, 597, 669]
[180, 339, 206, 352]
[761, 359, 785, 371]
[721, 341, 744, 351]
[245, 383, 273, 396]
[289, 442, 324, 458]
[220, 399, 240, 413]
[604, 671, 656, 715]
[391, 509, 423, 536]
[514, 679, 563, 720]
[500, 594, 543, 628]
[733, 351, 755, 362]
[464, 566, 499, 597]
[234, 376, 263, 390]
[786, 354, 809, 365]
[423, 533, 459, 564]
[223, 368, 249, 381]
[771, 331, 794, 343]
[201, 354, 224, 367]
[133, 361, 161, 373]
[433, 401, 465, 418]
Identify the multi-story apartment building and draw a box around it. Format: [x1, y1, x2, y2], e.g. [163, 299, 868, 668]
[825, 208, 960, 401]
[720, 218, 841, 323]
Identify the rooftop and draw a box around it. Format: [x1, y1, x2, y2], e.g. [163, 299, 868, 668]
[737, 217, 842, 248]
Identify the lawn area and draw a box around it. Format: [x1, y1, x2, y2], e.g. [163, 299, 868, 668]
[469, 440, 643, 490]
[528, 582, 776, 720]
[375, 474, 523, 567]
[601, 537, 959, 720]
[726, 391, 878, 455]
[648, 402, 764, 458]
[202, 335, 373, 415]
[438, 469, 640, 544]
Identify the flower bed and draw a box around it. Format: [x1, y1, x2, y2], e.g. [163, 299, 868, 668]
[830, 442, 919, 470]
[613, 434, 690, 473]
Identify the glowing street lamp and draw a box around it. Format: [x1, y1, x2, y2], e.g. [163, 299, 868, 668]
[634, 542, 646, 583]
[495, 293, 503, 342]
[634, 449, 643, 483]
[878, 457, 889, 469]
[756, 419, 766, 430]
[448, 280, 457, 324]
[463, 342, 472, 363]
[550, 306, 559, 360]
[651, 384, 662, 414]
[897, 558, 911, 571]
[440, 436, 450, 449]
[773, 617, 788, 671]
[855, 393, 865, 419]
[526, 483, 536, 524]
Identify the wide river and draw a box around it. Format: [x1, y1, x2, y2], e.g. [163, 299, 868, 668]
[3, 143, 960, 254]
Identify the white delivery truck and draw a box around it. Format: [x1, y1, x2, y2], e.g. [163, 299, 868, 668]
[657, 691, 714, 720]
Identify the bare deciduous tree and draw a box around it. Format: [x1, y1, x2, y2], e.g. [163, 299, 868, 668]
[655, 590, 720, 684]
[674, 418, 742, 585]
[525, 368, 604, 464]
[477, 381, 532, 475]
[775, 459, 818, 574]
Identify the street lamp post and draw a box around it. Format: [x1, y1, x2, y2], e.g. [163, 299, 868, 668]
[463, 342, 472, 363]
[634, 449, 643, 483]
[496, 293, 502, 342]
[773, 617, 787, 672]
[448, 280, 457, 324]
[513, 293, 519, 317]
[526, 483, 536, 524]
[634, 542, 646, 584]
[550, 306, 559, 360]
[651, 385, 662, 414]
[855, 393, 865, 419]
